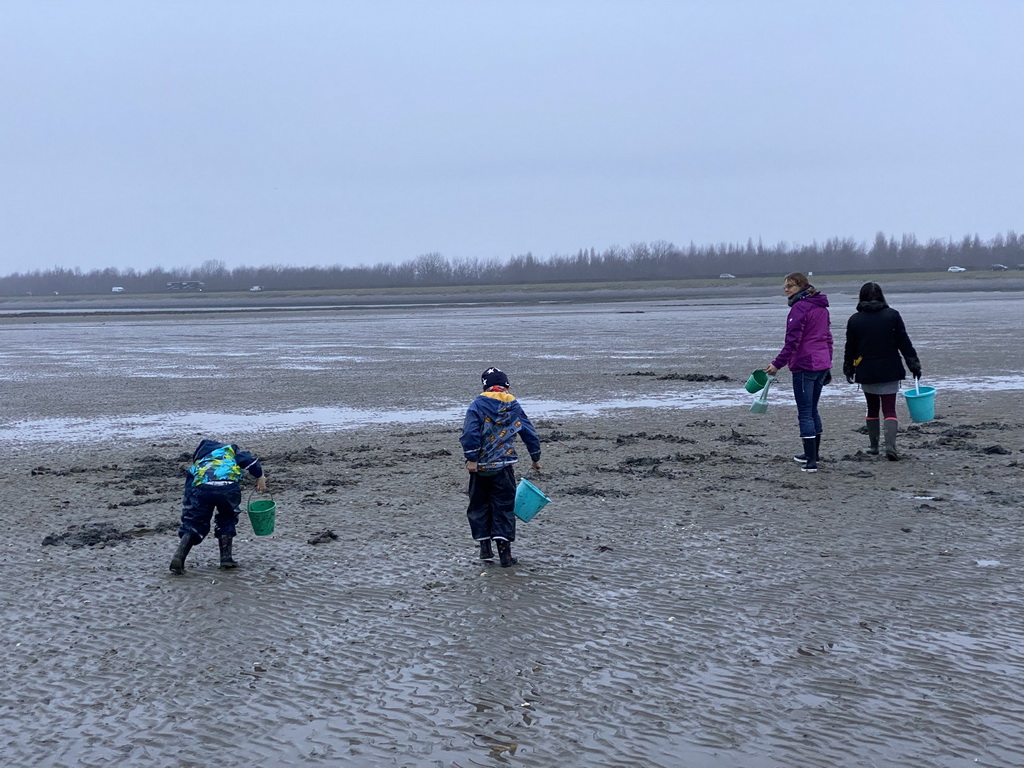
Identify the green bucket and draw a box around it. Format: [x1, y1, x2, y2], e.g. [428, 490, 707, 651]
[744, 369, 769, 394]
[247, 493, 276, 536]
[513, 479, 551, 523]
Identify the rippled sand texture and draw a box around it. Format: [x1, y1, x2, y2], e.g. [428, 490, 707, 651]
[1, 292, 1023, 767]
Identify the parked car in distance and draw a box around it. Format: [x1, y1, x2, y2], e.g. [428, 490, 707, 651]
[111, 286, 125, 292]
[947, 266, 966, 273]
[991, 264, 1008, 271]
[249, 285, 264, 292]
[719, 273, 736, 279]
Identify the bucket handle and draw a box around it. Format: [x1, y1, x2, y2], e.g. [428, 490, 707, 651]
[758, 374, 775, 401]
[247, 488, 274, 508]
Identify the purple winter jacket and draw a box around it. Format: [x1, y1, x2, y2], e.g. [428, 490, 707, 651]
[771, 291, 833, 373]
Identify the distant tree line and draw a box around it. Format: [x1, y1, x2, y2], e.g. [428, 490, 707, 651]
[3, 231, 1022, 296]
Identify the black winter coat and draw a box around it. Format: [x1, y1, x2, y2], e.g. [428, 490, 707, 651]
[843, 301, 921, 385]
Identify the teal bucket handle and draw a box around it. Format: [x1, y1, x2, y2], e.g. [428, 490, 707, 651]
[749, 374, 775, 414]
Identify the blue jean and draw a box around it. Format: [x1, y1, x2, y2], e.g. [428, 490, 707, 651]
[792, 369, 827, 438]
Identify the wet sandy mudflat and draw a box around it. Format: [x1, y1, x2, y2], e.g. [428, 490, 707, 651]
[1, 291, 1023, 767]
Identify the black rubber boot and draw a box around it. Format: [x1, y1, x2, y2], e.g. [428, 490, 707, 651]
[794, 434, 821, 463]
[496, 539, 518, 568]
[884, 420, 899, 461]
[169, 534, 196, 574]
[866, 420, 880, 455]
[218, 535, 238, 568]
[478, 539, 494, 560]
[800, 437, 818, 472]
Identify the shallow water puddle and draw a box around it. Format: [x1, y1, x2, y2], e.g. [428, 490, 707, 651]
[0, 389, 747, 445]
[3, 373, 1023, 446]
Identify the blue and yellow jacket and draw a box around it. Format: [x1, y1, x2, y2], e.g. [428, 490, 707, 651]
[188, 439, 263, 488]
[460, 390, 542, 472]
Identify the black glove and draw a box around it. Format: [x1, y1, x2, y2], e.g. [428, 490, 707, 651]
[846, 374, 856, 385]
[823, 370, 832, 386]
[842, 363, 854, 380]
[906, 357, 922, 379]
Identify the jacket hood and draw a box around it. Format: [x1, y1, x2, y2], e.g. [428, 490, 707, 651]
[475, 390, 517, 413]
[192, 439, 227, 462]
[856, 300, 888, 312]
[799, 291, 829, 309]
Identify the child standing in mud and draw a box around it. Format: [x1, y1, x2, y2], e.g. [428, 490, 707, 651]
[170, 439, 267, 574]
[460, 367, 541, 567]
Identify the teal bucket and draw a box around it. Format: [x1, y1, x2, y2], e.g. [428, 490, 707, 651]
[513, 479, 551, 523]
[903, 385, 936, 423]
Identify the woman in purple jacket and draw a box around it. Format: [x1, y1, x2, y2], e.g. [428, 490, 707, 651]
[765, 272, 834, 472]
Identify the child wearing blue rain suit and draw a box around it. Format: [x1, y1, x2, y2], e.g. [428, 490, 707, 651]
[460, 367, 542, 567]
[170, 439, 267, 574]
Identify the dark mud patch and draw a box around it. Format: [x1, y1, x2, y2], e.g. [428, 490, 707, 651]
[107, 496, 170, 509]
[621, 371, 730, 382]
[716, 428, 763, 446]
[31, 463, 120, 476]
[543, 430, 604, 442]
[42, 520, 177, 548]
[307, 529, 339, 545]
[612, 452, 714, 473]
[614, 431, 695, 446]
[263, 445, 337, 464]
[561, 486, 629, 498]
[983, 444, 1012, 455]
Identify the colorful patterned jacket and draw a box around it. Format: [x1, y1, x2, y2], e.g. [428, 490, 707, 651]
[188, 439, 263, 487]
[460, 390, 542, 472]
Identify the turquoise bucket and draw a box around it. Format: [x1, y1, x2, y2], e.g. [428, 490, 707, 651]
[513, 479, 551, 522]
[903, 385, 936, 423]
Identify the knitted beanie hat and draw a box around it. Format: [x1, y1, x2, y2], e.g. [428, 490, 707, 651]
[481, 367, 510, 389]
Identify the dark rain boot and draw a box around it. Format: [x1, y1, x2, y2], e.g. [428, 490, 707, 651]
[496, 539, 518, 568]
[884, 420, 900, 461]
[866, 420, 880, 455]
[794, 433, 822, 464]
[218, 535, 238, 568]
[169, 534, 196, 574]
[478, 539, 494, 561]
[800, 437, 818, 472]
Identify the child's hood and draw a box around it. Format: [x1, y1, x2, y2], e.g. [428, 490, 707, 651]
[476, 390, 518, 413]
[192, 439, 229, 462]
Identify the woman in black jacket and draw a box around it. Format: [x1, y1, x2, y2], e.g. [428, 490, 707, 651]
[843, 282, 922, 460]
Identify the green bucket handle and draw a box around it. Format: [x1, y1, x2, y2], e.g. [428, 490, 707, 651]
[247, 488, 275, 509]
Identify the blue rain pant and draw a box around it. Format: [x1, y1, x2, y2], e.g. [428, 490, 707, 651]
[466, 465, 517, 542]
[179, 480, 242, 541]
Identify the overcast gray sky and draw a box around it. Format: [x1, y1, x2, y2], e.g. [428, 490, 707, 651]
[1, 1, 1021, 276]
